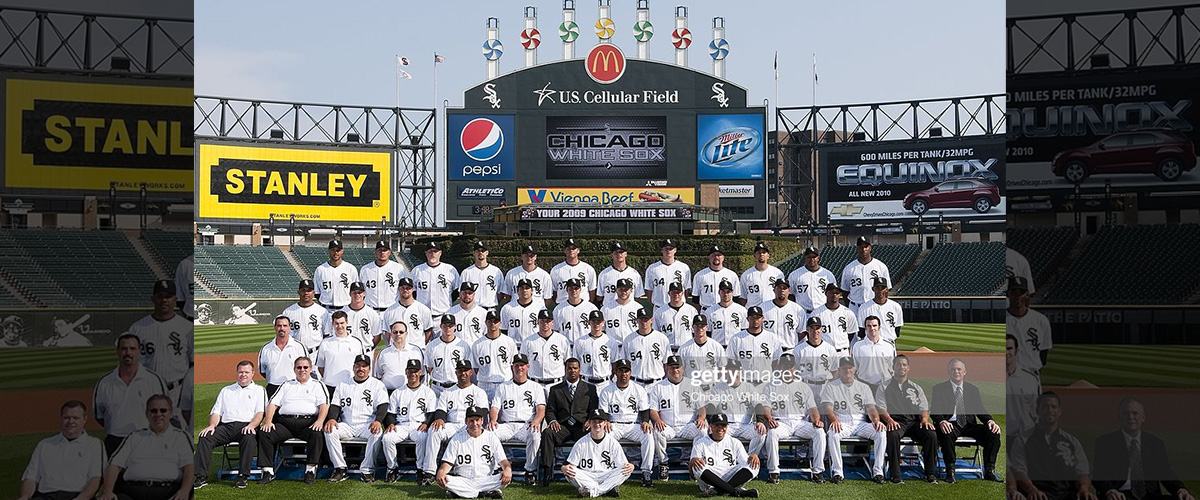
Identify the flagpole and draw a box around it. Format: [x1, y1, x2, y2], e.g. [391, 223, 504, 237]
[773, 51, 778, 128]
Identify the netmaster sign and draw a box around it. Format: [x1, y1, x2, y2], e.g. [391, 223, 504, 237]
[5, 78, 192, 192]
[197, 143, 390, 223]
[448, 115, 515, 180]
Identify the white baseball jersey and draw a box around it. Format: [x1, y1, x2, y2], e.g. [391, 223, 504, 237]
[470, 334, 519, 384]
[849, 338, 895, 385]
[315, 335, 366, 387]
[491, 380, 546, 423]
[314, 261, 359, 308]
[458, 263, 504, 308]
[360, 260, 407, 309]
[1005, 369, 1041, 437]
[331, 377, 388, 426]
[437, 384, 489, 423]
[572, 332, 621, 379]
[692, 267, 740, 309]
[568, 432, 628, 471]
[840, 258, 891, 306]
[410, 262, 459, 316]
[597, 265, 644, 308]
[701, 303, 747, 346]
[93, 365, 167, 437]
[550, 260, 598, 303]
[653, 303, 698, 348]
[769, 379, 817, 426]
[424, 335, 472, 385]
[522, 332, 570, 380]
[441, 429, 507, 478]
[329, 305, 381, 351]
[621, 330, 671, 380]
[388, 382, 437, 425]
[794, 340, 837, 384]
[553, 299, 598, 343]
[676, 337, 724, 373]
[809, 304, 859, 352]
[449, 304, 488, 344]
[1006, 248, 1036, 295]
[787, 266, 837, 313]
[500, 300, 544, 343]
[258, 337, 310, 385]
[501, 266, 553, 302]
[373, 342, 424, 391]
[282, 302, 328, 349]
[130, 313, 193, 385]
[1007, 308, 1052, 374]
[761, 299, 805, 350]
[648, 379, 701, 427]
[175, 256, 193, 318]
[739, 265, 785, 308]
[644, 260, 692, 309]
[725, 329, 784, 365]
[691, 433, 750, 475]
[856, 299, 904, 344]
[709, 382, 760, 425]
[600, 301, 642, 343]
[820, 378, 875, 425]
[269, 377, 329, 415]
[598, 383, 649, 423]
[380, 300, 433, 350]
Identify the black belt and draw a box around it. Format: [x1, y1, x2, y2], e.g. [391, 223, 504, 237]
[124, 480, 179, 488]
[633, 377, 661, 385]
[166, 380, 182, 391]
[849, 301, 861, 307]
[532, 377, 561, 385]
[612, 421, 635, 424]
[373, 306, 389, 312]
[585, 376, 607, 384]
[434, 381, 456, 388]
[804, 379, 827, 385]
[805, 310, 812, 315]
[836, 348, 849, 353]
[280, 413, 315, 419]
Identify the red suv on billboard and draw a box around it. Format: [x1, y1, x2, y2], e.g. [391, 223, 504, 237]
[1051, 129, 1196, 183]
[903, 178, 1001, 215]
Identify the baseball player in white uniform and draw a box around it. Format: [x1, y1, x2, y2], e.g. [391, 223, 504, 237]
[434, 406, 511, 499]
[840, 236, 891, 313]
[316, 311, 367, 394]
[360, 240, 407, 311]
[621, 308, 671, 387]
[523, 310, 571, 393]
[471, 310, 519, 399]
[767, 354, 828, 483]
[692, 246, 740, 310]
[259, 316, 310, 398]
[643, 238, 691, 310]
[562, 409, 635, 497]
[600, 279, 642, 344]
[175, 255, 193, 319]
[381, 277, 433, 350]
[374, 321, 425, 392]
[421, 360, 489, 484]
[856, 277, 904, 344]
[689, 413, 760, 497]
[381, 360, 437, 483]
[808, 283, 858, 357]
[282, 279, 328, 356]
[458, 241, 505, 309]
[500, 245, 553, 307]
[821, 357, 887, 484]
[449, 282, 488, 344]
[724, 306, 784, 372]
[1005, 334, 1041, 440]
[551, 238, 598, 304]
[787, 246, 837, 315]
[761, 280, 805, 350]
[313, 239, 359, 309]
[676, 315, 723, 373]
[598, 359, 656, 487]
[596, 242, 643, 309]
[648, 355, 706, 480]
[329, 282, 382, 352]
[653, 282, 698, 350]
[702, 280, 747, 347]
[794, 317, 837, 404]
[425, 315, 473, 397]
[572, 310, 620, 386]
[715, 359, 782, 485]
[1006, 276, 1051, 376]
[323, 354, 389, 483]
[487, 354, 546, 484]
[1006, 247, 1035, 295]
[131, 279, 193, 422]
[499, 279, 544, 345]
[553, 278, 598, 343]
[410, 241, 460, 318]
[739, 241, 785, 308]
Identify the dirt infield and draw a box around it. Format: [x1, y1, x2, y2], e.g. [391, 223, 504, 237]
[0, 389, 102, 435]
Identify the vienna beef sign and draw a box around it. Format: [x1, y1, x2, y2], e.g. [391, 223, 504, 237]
[519, 204, 693, 221]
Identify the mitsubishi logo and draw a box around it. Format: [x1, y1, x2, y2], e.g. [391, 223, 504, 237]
[830, 204, 863, 217]
[534, 82, 556, 106]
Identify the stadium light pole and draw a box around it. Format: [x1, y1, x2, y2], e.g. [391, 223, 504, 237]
[108, 181, 117, 231]
[139, 182, 147, 232]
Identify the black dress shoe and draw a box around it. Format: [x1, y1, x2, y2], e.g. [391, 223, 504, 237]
[872, 475, 885, 484]
[984, 470, 1004, 482]
[256, 471, 275, 485]
[944, 473, 957, 484]
[890, 476, 904, 484]
[303, 471, 316, 484]
[924, 474, 939, 484]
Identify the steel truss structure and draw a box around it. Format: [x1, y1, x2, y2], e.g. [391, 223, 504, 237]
[1009, 4, 1200, 75]
[193, 96, 437, 229]
[776, 94, 1005, 227]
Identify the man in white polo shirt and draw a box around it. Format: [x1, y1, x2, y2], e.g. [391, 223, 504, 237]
[194, 361, 265, 489]
[259, 316, 311, 399]
[18, 401, 105, 500]
[99, 395, 193, 500]
[93, 333, 168, 455]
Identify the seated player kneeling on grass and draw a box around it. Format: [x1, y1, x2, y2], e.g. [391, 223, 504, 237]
[435, 406, 511, 499]
[689, 413, 759, 498]
[563, 409, 634, 498]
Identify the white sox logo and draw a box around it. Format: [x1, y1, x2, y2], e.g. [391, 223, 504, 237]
[711, 83, 729, 108]
[169, 332, 183, 355]
[818, 278, 828, 292]
[819, 354, 830, 371]
[362, 388, 374, 406]
[793, 391, 806, 409]
[416, 398, 428, 414]
[885, 312, 896, 328]
[471, 317, 481, 334]
[437, 274, 449, 289]
[905, 386, 922, 406]
[522, 390, 534, 408]
[498, 346, 509, 363]
[452, 349, 463, 364]
[651, 343, 661, 359]
[408, 315, 421, 331]
[385, 272, 396, 288]
[481, 445, 495, 466]
[550, 344, 562, 361]
[340, 273, 349, 288]
[731, 312, 741, 328]
[679, 315, 690, 331]
[838, 317, 848, 332]
[785, 315, 796, 333]
[759, 342, 770, 357]
[869, 270, 879, 280]
[308, 314, 319, 330]
[627, 311, 637, 328]
[673, 270, 683, 287]
[465, 394, 477, 407]
[532, 279, 543, 294]
[601, 451, 615, 469]
[853, 394, 864, 411]
[359, 318, 370, 335]
[486, 275, 496, 290]
[626, 396, 637, 412]
[1026, 328, 1041, 350]
[722, 449, 735, 465]
[599, 345, 610, 362]
[1055, 440, 1077, 467]
[483, 83, 501, 108]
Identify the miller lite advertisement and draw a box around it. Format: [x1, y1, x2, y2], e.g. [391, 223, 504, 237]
[448, 114, 515, 181]
[544, 115, 667, 179]
[696, 113, 765, 180]
[822, 139, 1006, 222]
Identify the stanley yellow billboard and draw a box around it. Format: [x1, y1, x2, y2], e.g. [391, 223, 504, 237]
[198, 143, 391, 223]
[5, 79, 192, 192]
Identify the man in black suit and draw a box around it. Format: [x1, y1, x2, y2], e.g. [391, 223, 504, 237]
[540, 357, 599, 486]
[931, 357, 1003, 483]
[1093, 398, 1194, 500]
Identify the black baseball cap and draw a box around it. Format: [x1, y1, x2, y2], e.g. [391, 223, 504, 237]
[537, 309, 554, 320]
[353, 354, 371, 366]
[803, 246, 820, 256]
[299, 279, 315, 290]
[440, 314, 456, 325]
[612, 359, 632, 371]
[588, 408, 610, 421]
[563, 238, 579, 249]
[455, 359, 474, 371]
[825, 283, 848, 294]
[405, 359, 423, 372]
[718, 280, 734, 291]
[517, 278, 533, 289]
[459, 282, 478, 292]
[610, 242, 627, 252]
[725, 358, 742, 370]
[588, 310, 605, 322]
[856, 236, 871, 246]
[747, 306, 763, 317]
[708, 413, 729, 426]
[1008, 276, 1030, 291]
[565, 278, 582, 289]
[473, 241, 488, 251]
[398, 277, 414, 288]
[153, 279, 175, 295]
[425, 241, 442, 251]
[776, 353, 796, 368]
[350, 282, 366, 292]
[692, 314, 708, 326]
[773, 279, 790, 288]
[375, 240, 390, 250]
[329, 239, 343, 249]
[754, 241, 769, 253]
[521, 245, 537, 255]
[465, 406, 486, 418]
[635, 308, 652, 320]
[872, 277, 889, 288]
[512, 353, 529, 365]
[660, 238, 676, 249]
[806, 316, 822, 328]
[486, 310, 501, 322]
[838, 357, 856, 368]
[616, 278, 633, 289]
[668, 282, 684, 293]
[665, 355, 682, 366]
[709, 245, 723, 255]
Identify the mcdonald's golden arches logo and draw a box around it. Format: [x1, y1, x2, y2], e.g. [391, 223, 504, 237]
[585, 44, 625, 84]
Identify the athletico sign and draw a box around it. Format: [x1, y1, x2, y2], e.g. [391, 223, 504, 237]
[197, 143, 390, 223]
[519, 187, 694, 205]
[448, 115, 515, 180]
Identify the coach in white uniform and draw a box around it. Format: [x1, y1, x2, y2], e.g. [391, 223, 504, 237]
[471, 310, 518, 399]
[553, 278, 597, 343]
[551, 238, 598, 304]
[653, 282, 698, 350]
[739, 241, 784, 308]
[523, 310, 570, 393]
[260, 316, 310, 398]
[314, 239, 358, 309]
[449, 282, 488, 344]
[572, 310, 620, 386]
[598, 359, 656, 487]
[500, 245, 553, 306]
[794, 317, 837, 404]
[361, 240, 406, 311]
[809, 283, 858, 357]
[648, 355, 705, 480]
[131, 279, 193, 419]
[488, 354, 546, 484]
[434, 406, 511, 499]
[840, 236, 891, 313]
[621, 308, 670, 387]
[692, 246, 740, 310]
[381, 277, 433, 349]
[500, 278, 544, 344]
[316, 311, 367, 395]
[324, 354, 389, 483]
[676, 315, 723, 373]
[856, 277, 904, 344]
[643, 238, 691, 310]
[702, 280, 747, 347]
[411, 241, 459, 318]
[563, 409, 634, 498]
[788, 246, 837, 315]
[94, 333, 168, 455]
[689, 413, 760, 497]
[19, 401, 104, 500]
[421, 360, 489, 483]
[193, 361, 264, 489]
[425, 315, 473, 397]
[596, 241, 643, 309]
[374, 321, 425, 392]
[821, 357, 887, 484]
[761, 280, 805, 350]
[329, 282, 381, 352]
[1005, 276, 1051, 376]
[458, 241, 504, 309]
[768, 354, 827, 483]
[600, 278, 642, 344]
[282, 279, 327, 356]
[381, 360, 437, 483]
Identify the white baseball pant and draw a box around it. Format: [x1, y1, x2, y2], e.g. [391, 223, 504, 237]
[491, 422, 541, 472]
[730, 422, 779, 474]
[422, 423, 464, 473]
[654, 422, 703, 466]
[382, 422, 424, 469]
[567, 468, 632, 497]
[608, 422, 654, 473]
[775, 420, 827, 474]
[326, 422, 383, 473]
[827, 421, 886, 477]
[443, 473, 504, 498]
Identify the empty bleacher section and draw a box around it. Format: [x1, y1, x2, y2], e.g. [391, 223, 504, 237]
[1006, 227, 1078, 289]
[1047, 224, 1200, 304]
[777, 244, 921, 283]
[0, 231, 76, 306]
[896, 242, 1006, 296]
[0, 230, 158, 307]
[141, 230, 194, 272]
[290, 246, 387, 273]
[0, 285, 26, 307]
[193, 246, 302, 299]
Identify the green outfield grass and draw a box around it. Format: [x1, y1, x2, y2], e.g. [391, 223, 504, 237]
[1040, 344, 1200, 388]
[0, 346, 112, 391]
[198, 322, 1006, 356]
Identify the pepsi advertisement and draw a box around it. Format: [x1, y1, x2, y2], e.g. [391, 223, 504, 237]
[448, 114, 515, 180]
[544, 116, 667, 179]
[697, 113, 765, 180]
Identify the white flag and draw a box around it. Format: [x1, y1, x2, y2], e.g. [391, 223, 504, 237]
[396, 55, 409, 65]
[434, 53, 445, 64]
[397, 69, 413, 79]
